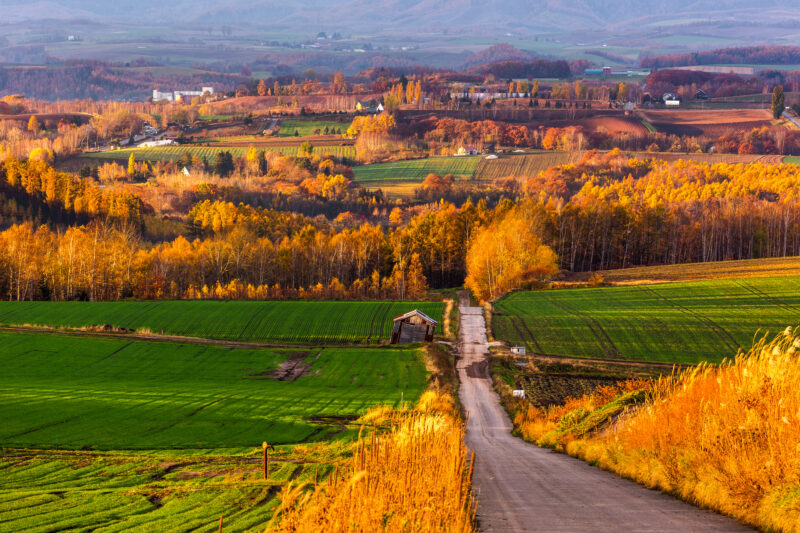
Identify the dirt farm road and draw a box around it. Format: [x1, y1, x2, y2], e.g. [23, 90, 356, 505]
[456, 292, 751, 532]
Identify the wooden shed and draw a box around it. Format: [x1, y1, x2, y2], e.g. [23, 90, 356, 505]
[391, 309, 437, 344]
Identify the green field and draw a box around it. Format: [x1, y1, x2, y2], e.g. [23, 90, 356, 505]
[352, 156, 481, 184]
[0, 299, 438, 530]
[494, 276, 800, 363]
[84, 144, 356, 163]
[0, 300, 443, 344]
[785, 156, 800, 165]
[0, 331, 425, 449]
[279, 119, 348, 137]
[0, 325, 427, 531]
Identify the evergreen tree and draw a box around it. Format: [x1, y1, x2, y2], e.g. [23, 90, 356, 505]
[772, 85, 785, 119]
[214, 151, 234, 177]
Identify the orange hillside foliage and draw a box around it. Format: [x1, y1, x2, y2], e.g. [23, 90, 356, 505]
[513, 331, 800, 531]
[268, 391, 475, 532]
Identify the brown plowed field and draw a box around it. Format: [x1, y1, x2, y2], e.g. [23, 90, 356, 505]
[640, 109, 772, 137]
[527, 115, 649, 135]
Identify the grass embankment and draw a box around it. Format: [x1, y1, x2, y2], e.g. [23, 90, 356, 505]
[503, 331, 800, 531]
[0, 300, 444, 345]
[494, 276, 800, 363]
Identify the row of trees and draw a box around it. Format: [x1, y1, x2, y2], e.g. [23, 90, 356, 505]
[641, 46, 800, 68]
[522, 151, 800, 271]
[0, 222, 432, 302]
[0, 157, 144, 227]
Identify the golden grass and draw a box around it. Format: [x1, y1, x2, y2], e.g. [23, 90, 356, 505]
[267, 390, 475, 532]
[443, 298, 454, 339]
[511, 330, 800, 531]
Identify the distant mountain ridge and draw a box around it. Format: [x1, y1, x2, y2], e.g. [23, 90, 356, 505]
[4, 0, 800, 31]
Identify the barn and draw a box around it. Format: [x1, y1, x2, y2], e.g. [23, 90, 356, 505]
[391, 309, 438, 344]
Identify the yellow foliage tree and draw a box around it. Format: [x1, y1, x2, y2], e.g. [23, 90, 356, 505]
[27, 115, 40, 133]
[28, 147, 53, 163]
[465, 210, 558, 302]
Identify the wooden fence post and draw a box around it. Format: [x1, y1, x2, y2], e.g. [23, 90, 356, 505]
[262, 441, 275, 479]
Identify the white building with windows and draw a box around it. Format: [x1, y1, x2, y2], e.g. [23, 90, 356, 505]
[153, 87, 215, 102]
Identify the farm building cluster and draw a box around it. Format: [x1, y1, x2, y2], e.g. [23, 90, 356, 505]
[153, 87, 215, 102]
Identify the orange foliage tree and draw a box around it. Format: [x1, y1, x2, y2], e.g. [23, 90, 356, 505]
[465, 208, 558, 301]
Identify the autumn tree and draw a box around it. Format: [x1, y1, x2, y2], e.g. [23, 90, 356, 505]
[384, 94, 400, 113]
[617, 82, 629, 101]
[27, 115, 40, 133]
[465, 209, 558, 302]
[332, 71, 347, 94]
[257, 79, 267, 97]
[772, 85, 785, 119]
[128, 153, 136, 176]
[299, 141, 314, 157]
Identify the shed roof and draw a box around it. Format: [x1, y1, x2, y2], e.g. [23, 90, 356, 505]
[393, 309, 438, 325]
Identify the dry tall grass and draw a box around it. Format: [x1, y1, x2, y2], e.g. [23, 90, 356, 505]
[267, 390, 475, 532]
[512, 330, 800, 531]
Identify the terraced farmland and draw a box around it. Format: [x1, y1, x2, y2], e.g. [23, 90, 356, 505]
[0, 331, 426, 449]
[474, 151, 584, 181]
[0, 300, 443, 344]
[83, 144, 356, 163]
[352, 157, 480, 184]
[494, 276, 800, 363]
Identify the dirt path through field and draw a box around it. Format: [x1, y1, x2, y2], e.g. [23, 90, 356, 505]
[0, 325, 315, 350]
[456, 291, 751, 532]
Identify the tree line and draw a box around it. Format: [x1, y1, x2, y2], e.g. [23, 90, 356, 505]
[6, 150, 800, 301]
[641, 46, 800, 69]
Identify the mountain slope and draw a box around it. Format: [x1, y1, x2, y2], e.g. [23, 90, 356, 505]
[3, 0, 800, 32]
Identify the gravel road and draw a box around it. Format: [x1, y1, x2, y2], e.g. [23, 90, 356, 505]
[456, 293, 751, 532]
